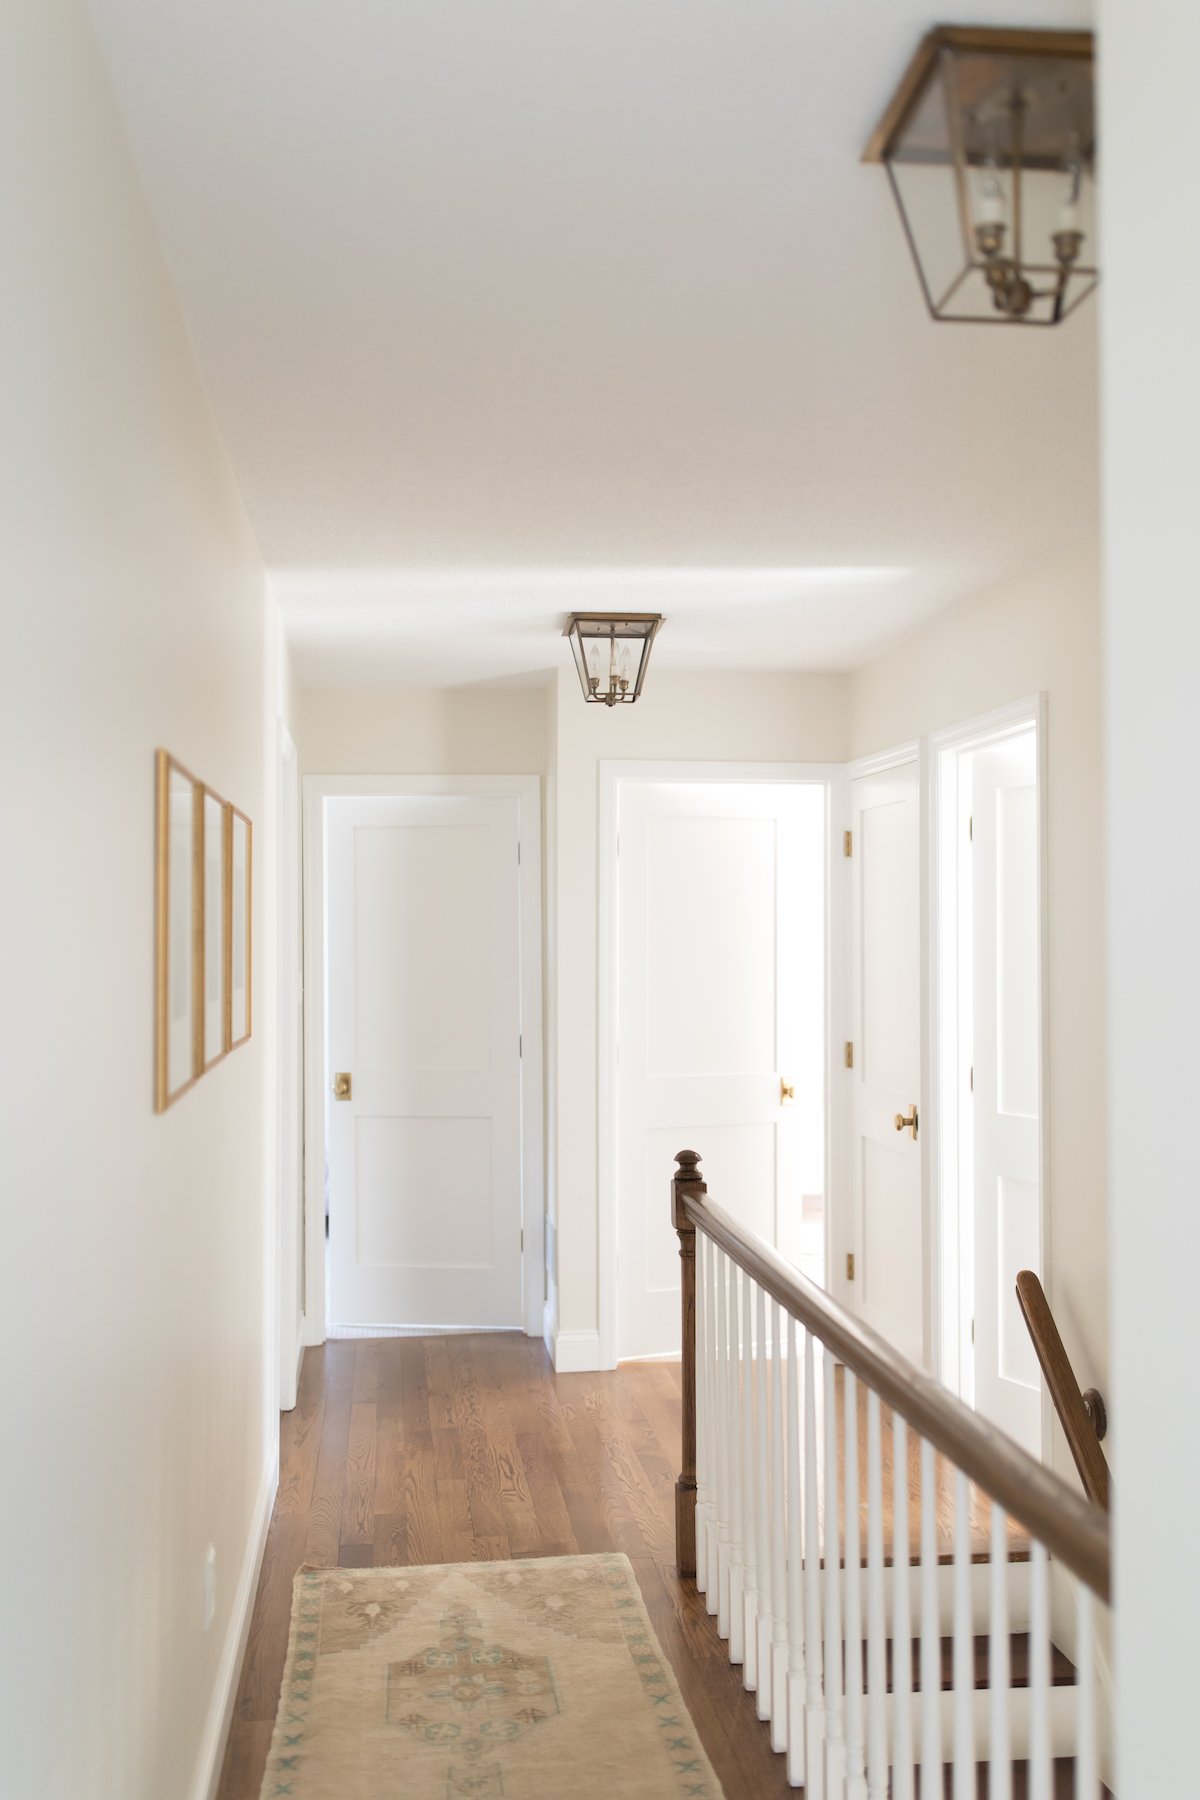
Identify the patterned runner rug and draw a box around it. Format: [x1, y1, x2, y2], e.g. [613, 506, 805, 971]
[259, 1552, 724, 1798]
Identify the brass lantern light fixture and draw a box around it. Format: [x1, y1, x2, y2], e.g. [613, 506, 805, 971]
[864, 27, 1097, 325]
[563, 612, 665, 707]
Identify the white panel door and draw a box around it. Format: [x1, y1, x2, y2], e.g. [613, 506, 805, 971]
[326, 795, 523, 1328]
[617, 782, 827, 1359]
[971, 731, 1042, 1453]
[849, 762, 925, 1364]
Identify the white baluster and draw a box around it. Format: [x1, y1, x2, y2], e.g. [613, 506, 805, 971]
[786, 1313, 807, 1788]
[843, 1370, 866, 1800]
[755, 1281, 773, 1720]
[1030, 1541, 1051, 1800]
[715, 1249, 731, 1634]
[952, 1468, 974, 1800]
[695, 1232, 708, 1594]
[891, 1414, 913, 1798]
[804, 1329, 825, 1798]
[705, 1235, 720, 1605]
[770, 1299, 789, 1754]
[1075, 1581, 1097, 1800]
[918, 1438, 942, 1788]
[823, 1347, 845, 1796]
[728, 1263, 745, 1665]
[989, 1499, 1011, 1800]
[865, 1390, 886, 1800]
[741, 1267, 758, 1690]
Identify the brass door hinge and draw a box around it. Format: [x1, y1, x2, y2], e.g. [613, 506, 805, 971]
[844, 1041, 854, 1069]
[846, 1252, 855, 1281]
[844, 829, 853, 858]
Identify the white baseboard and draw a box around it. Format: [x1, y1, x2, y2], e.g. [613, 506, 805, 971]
[552, 1328, 602, 1373]
[190, 1450, 279, 1800]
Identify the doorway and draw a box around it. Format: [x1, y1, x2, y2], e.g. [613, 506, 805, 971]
[302, 775, 544, 1343]
[601, 765, 838, 1363]
[933, 702, 1046, 1457]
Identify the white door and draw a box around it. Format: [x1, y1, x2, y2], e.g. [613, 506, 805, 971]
[326, 794, 523, 1328]
[617, 782, 827, 1359]
[970, 731, 1042, 1453]
[848, 761, 925, 1365]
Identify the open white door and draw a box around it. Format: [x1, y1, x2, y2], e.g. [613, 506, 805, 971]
[616, 781, 827, 1359]
[970, 730, 1043, 1452]
[848, 760, 925, 1365]
[326, 794, 523, 1328]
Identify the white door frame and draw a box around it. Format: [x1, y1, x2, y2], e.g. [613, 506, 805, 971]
[277, 721, 303, 1407]
[843, 741, 932, 1364]
[927, 695, 1049, 1425]
[597, 759, 847, 1371]
[301, 773, 545, 1345]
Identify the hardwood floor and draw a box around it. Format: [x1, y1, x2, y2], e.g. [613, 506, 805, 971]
[216, 1332, 1042, 1800]
[219, 1332, 803, 1799]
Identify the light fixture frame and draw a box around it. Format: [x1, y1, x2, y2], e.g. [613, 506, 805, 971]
[864, 25, 1098, 326]
[562, 612, 665, 707]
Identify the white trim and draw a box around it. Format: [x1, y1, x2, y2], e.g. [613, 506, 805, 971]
[189, 1449, 278, 1800]
[552, 1328, 603, 1373]
[542, 1297, 557, 1359]
[926, 695, 1049, 1453]
[301, 772, 545, 1343]
[597, 758, 846, 1370]
[276, 720, 302, 1410]
[845, 739, 921, 780]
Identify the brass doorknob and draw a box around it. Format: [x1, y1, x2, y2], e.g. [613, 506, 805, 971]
[333, 1071, 352, 1101]
[894, 1104, 918, 1140]
[780, 1078, 796, 1104]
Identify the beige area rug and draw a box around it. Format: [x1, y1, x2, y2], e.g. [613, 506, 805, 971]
[259, 1553, 724, 1799]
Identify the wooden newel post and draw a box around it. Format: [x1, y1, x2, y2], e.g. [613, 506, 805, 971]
[672, 1147, 706, 1579]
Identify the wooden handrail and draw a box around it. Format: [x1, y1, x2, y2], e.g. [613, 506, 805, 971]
[671, 1150, 1110, 1605]
[1015, 1269, 1111, 1512]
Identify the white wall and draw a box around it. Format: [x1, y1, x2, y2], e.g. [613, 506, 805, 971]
[297, 685, 548, 775]
[849, 540, 1107, 1500]
[1, 5, 282, 1796]
[1099, 2, 1200, 1787]
[551, 668, 849, 1358]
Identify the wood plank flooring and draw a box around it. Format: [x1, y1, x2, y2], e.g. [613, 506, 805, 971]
[216, 1332, 1041, 1800]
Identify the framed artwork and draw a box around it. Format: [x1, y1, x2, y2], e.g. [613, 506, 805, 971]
[227, 803, 253, 1050]
[154, 750, 201, 1112]
[200, 786, 228, 1071]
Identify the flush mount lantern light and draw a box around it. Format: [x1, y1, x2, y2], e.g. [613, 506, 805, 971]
[563, 612, 665, 707]
[864, 26, 1097, 325]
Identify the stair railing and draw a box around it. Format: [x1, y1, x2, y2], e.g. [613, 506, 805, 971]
[671, 1147, 1111, 1795]
[1015, 1269, 1111, 1512]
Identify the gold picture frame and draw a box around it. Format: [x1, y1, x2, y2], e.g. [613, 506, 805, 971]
[154, 749, 202, 1112]
[226, 803, 253, 1051]
[155, 751, 253, 1110]
[199, 784, 229, 1073]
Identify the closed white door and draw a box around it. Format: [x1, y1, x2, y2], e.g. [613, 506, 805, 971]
[970, 731, 1042, 1453]
[617, 782, 827, 1359]
[326, 795, 523, 1328]
[849, 761, 925, 1365]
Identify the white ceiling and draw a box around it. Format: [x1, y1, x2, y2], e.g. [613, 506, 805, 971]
[88, 0, 1099, 687]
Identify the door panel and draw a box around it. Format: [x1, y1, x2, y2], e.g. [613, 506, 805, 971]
[971, 732, 1042, 1452]
[849, 762, 925, 1365]
[617, 782, 827, 1358]
[327, 794, 523, 1328]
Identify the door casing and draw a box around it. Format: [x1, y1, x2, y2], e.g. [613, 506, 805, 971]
[301, 773, 545, 1346]
[597, 759, 847, 1371]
